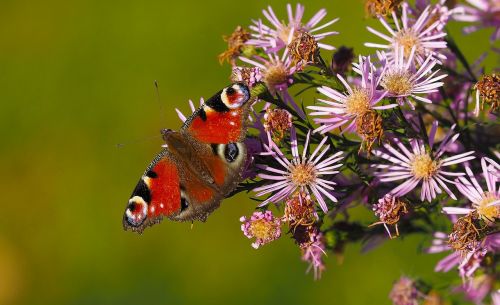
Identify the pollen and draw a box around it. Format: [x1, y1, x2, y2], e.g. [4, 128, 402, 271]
[410, 154, 439, 180]
[264, 63, 289, 89]
[475, 192, 500, 223]
[290, 163, 317, 187]
[345, 88, 371, 116]
[249, 219, 280, 241]
[381, 70, 414, 96]
[394, 29, 421, 58]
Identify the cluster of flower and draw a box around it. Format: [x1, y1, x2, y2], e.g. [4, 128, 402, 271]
[181, 0, 499, 303]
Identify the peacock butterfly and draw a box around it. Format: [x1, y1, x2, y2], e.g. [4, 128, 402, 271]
[123, 83, 253, 233]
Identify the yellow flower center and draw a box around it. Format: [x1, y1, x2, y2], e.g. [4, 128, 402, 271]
[249, 219, 277, 240]
[475, 192, 500, 222]
[345, 88, 371, 116]
[411, 153, 439, 179]
[381, 70, 414, 96]
[264, 63, 288, 88]
[394, 29, 421, 58]
[290, 163, 317, 186]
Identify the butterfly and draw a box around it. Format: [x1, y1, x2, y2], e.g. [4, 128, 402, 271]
[123, 83, 253, 233]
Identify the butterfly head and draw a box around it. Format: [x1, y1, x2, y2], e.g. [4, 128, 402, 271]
[220, 83, 250, 109]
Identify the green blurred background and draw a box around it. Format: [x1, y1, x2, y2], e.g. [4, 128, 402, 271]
[0, 0, 497, 304]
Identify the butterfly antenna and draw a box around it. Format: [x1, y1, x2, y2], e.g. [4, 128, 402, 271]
[116, 134, 162, 149]
[154, 80, 167, 127]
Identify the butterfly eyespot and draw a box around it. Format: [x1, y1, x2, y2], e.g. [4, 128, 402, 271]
[220, 83, 250, 109]
[180, 189, 189, 212]
[224, 143, 239, 163]
[180, 197, 189, 211]
[125, 197, 148, 227]
[226, 87, 236, 95]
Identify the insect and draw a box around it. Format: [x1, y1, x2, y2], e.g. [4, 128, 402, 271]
[123, 83, 253, 233]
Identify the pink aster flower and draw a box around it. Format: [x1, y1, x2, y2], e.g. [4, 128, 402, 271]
[378, 45, 447, 109]
[442, 158, 500, 223]
[365, 2, 448, 64]
[456, 274, 495, 305]
[300, 228, 326, 280]
[231, 66, 263, 88]
[458, 246, 487, 281]
[372, 121, 475, 202]
[239, 51, 305, 118]
[454, 0, 500, 41]
[412, 0, 463, 34]
[240, 210, 281, 249]
[493, 290, 500, 305]
[389, 276, 421, 305]
[308, 56, 397, 134]
[430, 231, 500, 282]
[247, 3, 339, 51]
[175, 97, 204, 122]
[254, 126, 344, 212]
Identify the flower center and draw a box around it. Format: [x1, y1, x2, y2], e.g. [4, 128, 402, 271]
[249, 219, 278, 240]
[381, 69, 414, 96]
[290, 163, 317, 187]
[394, 29, 421, 58]
[346, 88, 371, 116]
[278, 25, 296, 44]
[411, 153, 439, 179]
[476, 192, 500, 221]
[264, 63, 288, 89]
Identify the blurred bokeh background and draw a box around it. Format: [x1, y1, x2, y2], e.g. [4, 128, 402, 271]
[0, 0, 497, 304]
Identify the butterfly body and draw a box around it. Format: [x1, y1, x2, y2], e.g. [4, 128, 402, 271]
[124, 83, 252, 233]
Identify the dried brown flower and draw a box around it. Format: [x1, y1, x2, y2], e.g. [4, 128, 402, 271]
[288, 30, 318, 66]
[264, 108, 293, 142]
[356, 110, 383, 153]
[475, 73, 499, 113]
[218, 26, 251, 65]
[365, 0, 403, 18]
[448, 212, 487, 252]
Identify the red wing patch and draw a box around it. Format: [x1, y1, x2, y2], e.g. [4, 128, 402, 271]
[124, 155, 181, 233]
[147, 158, 181, 218]
[201, 155, 226, 186]
[187, 108, 243, 144]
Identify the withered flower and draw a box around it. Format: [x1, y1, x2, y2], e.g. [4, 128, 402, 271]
[356, 110, 383, 153]
[331, 46, 354, 75]
[288, 30, 319, 66]
[364, 0, 403, 18]
[448, 212, 487, 253]
[263, 108, 292, 143]
[370, 194, 409, 238]
[218, 26, 251, 65]
[474, 73, 499, 115]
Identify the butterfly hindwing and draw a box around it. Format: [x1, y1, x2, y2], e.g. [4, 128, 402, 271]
[123, 150, 181, 233]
